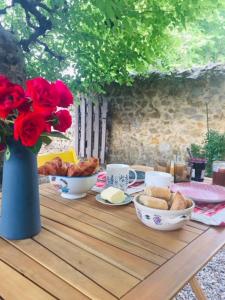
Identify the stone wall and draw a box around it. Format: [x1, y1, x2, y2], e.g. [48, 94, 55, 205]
[41, 64, 225, 166]
[105, 64, 225, 166]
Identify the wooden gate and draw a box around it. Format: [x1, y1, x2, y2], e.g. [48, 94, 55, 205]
[74, 94, 108, 164]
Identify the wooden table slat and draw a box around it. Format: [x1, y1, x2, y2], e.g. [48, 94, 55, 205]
[0, 259, 56, 300]
[41, 216, 158, 279]
[121, 228, 225, 300]
[34, 228, 139, 298]
[43, 188, 200, 245]
[75, 197, 199, 243]
[40, 194, 173, 261]
[0, 182, 223, 300]
[10, 238, 117, 300]
[0, 239, 88, 300]
[40, 191, 187, 253]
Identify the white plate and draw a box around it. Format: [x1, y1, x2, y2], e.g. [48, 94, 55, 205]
[95, 194, 132, 206]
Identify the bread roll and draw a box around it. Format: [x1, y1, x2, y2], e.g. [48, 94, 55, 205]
[144, 186, 171, 201]
[139, 195, 168, 210]
[170, 192, 187, 210]
[185, 198, 193, 208]
[168, 192, 175, 209]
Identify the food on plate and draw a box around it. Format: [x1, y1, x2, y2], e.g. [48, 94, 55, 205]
[138, 187, 193, 211]
[139, 194, 168, 210]
[144, 186, 171, 201]
[170, 191, 187, 210]
[38, 157, 99, 177]
[101, 187, 125, 204]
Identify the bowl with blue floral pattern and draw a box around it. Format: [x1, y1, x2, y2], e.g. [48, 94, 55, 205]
[133, 194, 194, 231]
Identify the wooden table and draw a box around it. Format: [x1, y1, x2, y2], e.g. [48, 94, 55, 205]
[0, 183, 225, 300]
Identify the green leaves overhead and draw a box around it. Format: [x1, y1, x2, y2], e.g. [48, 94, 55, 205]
[2, 0, 225, 93]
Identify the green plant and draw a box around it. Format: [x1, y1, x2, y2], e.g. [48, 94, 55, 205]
[191, 130, 225, 176]
[1, 1, 225, 93]
[190, 144, 205, 159]
[204, 130, 225, 176]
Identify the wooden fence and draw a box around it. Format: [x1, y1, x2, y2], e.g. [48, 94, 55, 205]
[74, 95, 108, 164]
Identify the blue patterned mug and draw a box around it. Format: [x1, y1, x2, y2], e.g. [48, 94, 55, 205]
[106, 164, 137, 191]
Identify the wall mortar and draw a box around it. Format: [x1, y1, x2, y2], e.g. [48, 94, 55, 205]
[105, 64, 225, 166]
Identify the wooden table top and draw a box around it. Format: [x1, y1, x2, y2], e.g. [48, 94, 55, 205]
[1, 183, 225, 300]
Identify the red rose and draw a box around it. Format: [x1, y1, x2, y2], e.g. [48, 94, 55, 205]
[14, 112, 46, 147]
[54, 80, 73, 107]
[53, 110, 72, 132]
[26, 77, 59, 115]
[0, 75, 28, 118]
[9, 84, 30, 112]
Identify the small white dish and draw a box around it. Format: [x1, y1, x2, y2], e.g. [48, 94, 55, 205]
[95, 194, 132, 206]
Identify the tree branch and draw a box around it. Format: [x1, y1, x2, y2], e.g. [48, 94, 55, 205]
[14, 0, 53, 50]
[24, 10, 37, 30]
[2, 0, 67, 62]
[37, 39, 64, 61]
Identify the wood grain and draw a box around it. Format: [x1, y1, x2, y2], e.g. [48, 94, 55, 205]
[93, 102, 100, 157]
[41, 188, 198, 244]
[0, 239, 87, 300]
[1, 183, 222, 300]
[0, 259, 55, 300]
[122, 228, 225, 300]
[190, 277, 207, 300]
[34, 229, 139, 298]
[80, 97, 86, 157]
[42, 216, 158, 279]
[100, 98, 108, 164]
[40, 190, 186, 252]
[74, 104, 79, 155]
[40, 194, 173, 261]
[10, 238, 117, 300]
[86, 100, 93, 158]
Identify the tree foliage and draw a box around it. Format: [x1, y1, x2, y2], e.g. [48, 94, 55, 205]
[1, 0, 225, 93]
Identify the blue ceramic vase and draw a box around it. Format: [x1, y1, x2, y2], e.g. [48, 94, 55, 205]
[0, 139, 41, 240]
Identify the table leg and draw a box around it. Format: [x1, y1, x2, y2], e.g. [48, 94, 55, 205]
[190, 277, 207, 300]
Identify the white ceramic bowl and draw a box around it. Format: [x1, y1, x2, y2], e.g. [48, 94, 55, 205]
[49, 173, 98, 200]
[133, 195, 194, 231]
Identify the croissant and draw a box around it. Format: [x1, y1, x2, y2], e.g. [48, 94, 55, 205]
[67, 157, 99, 177]
[38, 156, 99, 177]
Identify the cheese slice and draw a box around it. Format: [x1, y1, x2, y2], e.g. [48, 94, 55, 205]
[101, 187, 125, 203]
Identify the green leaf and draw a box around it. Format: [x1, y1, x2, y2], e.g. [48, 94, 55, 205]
[41, 135, 52, 145]
[42, 131, 70, 140]
[5, 145, 10, 161]
[3, 0, 225, 93]
[29, 138, 43, 155]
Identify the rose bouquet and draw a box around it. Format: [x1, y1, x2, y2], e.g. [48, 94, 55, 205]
[0, 75, 73, 158]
